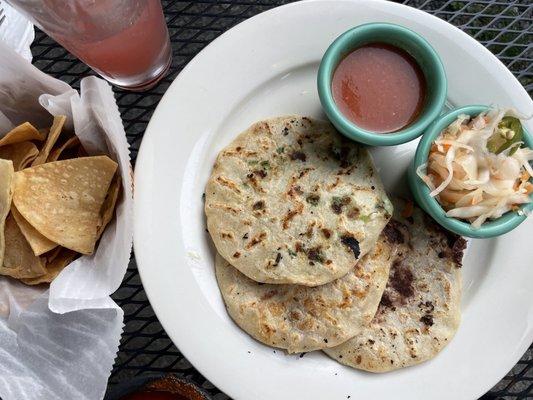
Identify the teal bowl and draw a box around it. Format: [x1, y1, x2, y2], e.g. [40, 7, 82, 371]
[317, 23, 447, 146]
[408, 105, 533, 238]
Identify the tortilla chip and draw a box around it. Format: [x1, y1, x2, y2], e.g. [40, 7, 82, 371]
[47, 135, 80, 162]
[38, 127, 49, 139]
[96, 174, 121, 240]
[43, 246, 62, 263]
[0, 160, 14, 267]
[0, 141, 39, 171]
[1, 214, 46, 279]
[21, 248, 78, 285]
[13, 156, 118, 254]
[11, 206, 57, 256]
[31, 115, 67, 166]
[77, 145, 89, 158]
[0, 122, 45, 147]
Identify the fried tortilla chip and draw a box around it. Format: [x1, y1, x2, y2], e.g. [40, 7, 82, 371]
[43, 246, 62, 263]
[32, 115, 66, 166]
[77, 145, 89, 158]
[0, 141, 39, 171]
[97, 174, 121, 240]
[0, 160, 14, 267]
[11, 206, 57, 256]
[21, 248, 78, 285]
[1, 214, 46, 279]
[0, 122, 45, 147]
[38, 127, 49, 139]
[47, 135, 80, 162]
[13, 156, 118, 254]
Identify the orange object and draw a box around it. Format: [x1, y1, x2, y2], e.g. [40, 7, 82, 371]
[401, 200, 414, 218]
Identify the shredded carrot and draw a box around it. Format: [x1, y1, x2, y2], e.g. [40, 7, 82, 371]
[401, 200, 414, 218]
[428, 166, 444, 187]
[440, 189, 466, 204]
[520, 170, 530, 182]
[525, 182, 533, 194]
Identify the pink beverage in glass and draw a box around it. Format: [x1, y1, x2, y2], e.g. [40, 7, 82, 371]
[5, 0, 172, 91]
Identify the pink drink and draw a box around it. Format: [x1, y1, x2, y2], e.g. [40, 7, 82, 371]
[6, 0, 172, 91]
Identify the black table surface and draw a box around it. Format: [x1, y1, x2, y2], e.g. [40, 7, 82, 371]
[30, 1, 532, 399]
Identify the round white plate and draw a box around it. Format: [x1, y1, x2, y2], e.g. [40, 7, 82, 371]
[134, 1, 533, 399]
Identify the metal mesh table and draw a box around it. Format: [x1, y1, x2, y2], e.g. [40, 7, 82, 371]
[29, 1, 532, 399]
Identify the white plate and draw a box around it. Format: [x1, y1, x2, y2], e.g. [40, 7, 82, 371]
[134, 1, 533, 399]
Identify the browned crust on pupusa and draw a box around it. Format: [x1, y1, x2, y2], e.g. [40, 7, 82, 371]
[324, 198, 464, 372]
[215, 230, 398, 353]
[205, 116, 392, 286]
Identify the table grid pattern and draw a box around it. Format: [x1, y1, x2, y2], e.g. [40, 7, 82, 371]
[29, 1, 532, 399]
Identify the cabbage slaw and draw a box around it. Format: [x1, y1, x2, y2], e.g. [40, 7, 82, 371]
[417, 108, 533, 228]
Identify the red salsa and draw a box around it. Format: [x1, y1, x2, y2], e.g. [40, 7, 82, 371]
[332, 43, 426, 133]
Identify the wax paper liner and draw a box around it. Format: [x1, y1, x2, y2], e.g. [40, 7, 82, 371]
[0, 0, 34, 62]
[0, 40, 133, 400]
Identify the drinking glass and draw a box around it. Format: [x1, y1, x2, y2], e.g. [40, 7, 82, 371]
[5, 0, 172, 91]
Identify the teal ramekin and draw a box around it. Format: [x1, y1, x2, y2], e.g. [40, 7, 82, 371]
[408, 105, 533, 238]
[317, 23, 447, 146]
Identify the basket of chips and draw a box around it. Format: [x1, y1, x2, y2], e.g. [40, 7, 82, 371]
[0, 40, 133, 400]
